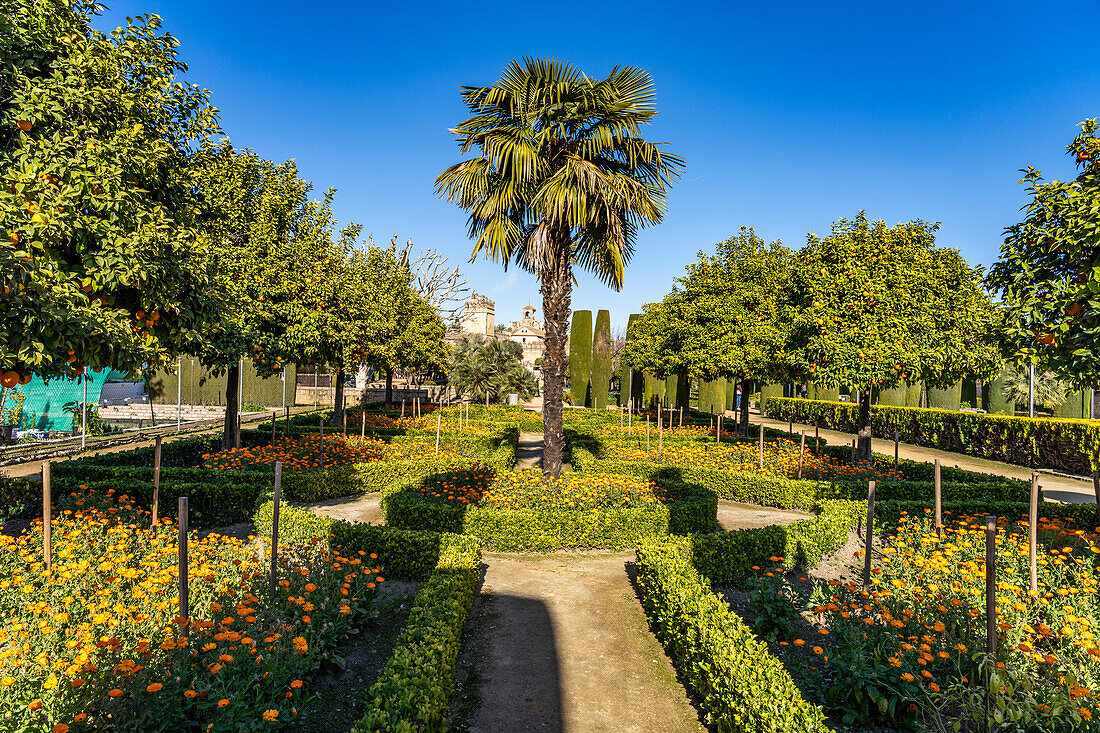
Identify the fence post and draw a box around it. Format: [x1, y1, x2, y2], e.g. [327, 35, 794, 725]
[1029, 472, 1039, 594]
[798, 430, 806, 479]
[178, 496, 189, 637]
[152, 436, 162, 525]
[270, 462, 282, 601]
[42, 461, 51, 572]
[862, 480, 876, 592]
[985, 515, 997, 657]
[934, 459, 942, 537]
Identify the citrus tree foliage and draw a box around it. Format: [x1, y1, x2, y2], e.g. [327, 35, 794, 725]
[988, 119, 1100, 387]
[1, 2, 220, 381]
[625, 228, 793, 424]
[784, 213, 1001, 458]
[436, 58, 683, 478]
[448, 335, 538, 403]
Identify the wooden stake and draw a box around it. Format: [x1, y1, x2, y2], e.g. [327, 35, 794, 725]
[270, 462, 283, 601]
[361, 408, 365, 438]
[934, 459, 942, 537]
[893, 425, 900, 475]
[717, 415, 722, 444]
[178, 496, 189, 636]
[646, 417, 650, 452]
[319, 415, 324, 468]
[1029, 472, 1039, 594]
[798, 430, 805, 479]
[435, 411, 441, 455]
[815, 422, 820, 455]
[758, 425, 764, 470]
[985, 515, 997, 657]
[401, 399, 405, 419]
[152, 436, 162, 526]
[680, 407, 684, 427]
[658, 411, 663, 454]
[343, 412, 347, 438]
[851, 438, 857, 465]
[42, 461, 51, 572]
[862, 481, 876, 592]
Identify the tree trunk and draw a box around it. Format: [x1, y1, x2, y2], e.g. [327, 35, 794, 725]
[858, 388, 872, 461]
[223, 362, 240, 450]
[385, 369, 394, 407]
[740, 379, 751, 434]
[333, 363, 345, 426]
[541, 242, 572, 479]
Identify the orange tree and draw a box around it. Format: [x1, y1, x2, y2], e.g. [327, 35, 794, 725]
[625, 227, 793, 428]
[436, 59, 683, 477]
[193, 142, 332, 447]
[782, 213, 1000, 460]
[1, 2, 219, 383]
[988, 120, 1100, 403]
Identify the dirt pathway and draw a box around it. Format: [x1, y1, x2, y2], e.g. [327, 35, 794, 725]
[515, 432, 544, 470]
[307, 493, 384, 525]
[749, 412, 1097, 504]
[717, 500, 813, 530]
[450, 552, 706, 733]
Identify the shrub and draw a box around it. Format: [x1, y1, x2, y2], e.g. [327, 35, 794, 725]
[764, 396, 1100, 474]
[568, 310, 593, 405]
[634, 536, 831, 732]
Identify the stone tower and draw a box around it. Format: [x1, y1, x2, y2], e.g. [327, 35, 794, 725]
[461, 293, 495, 336]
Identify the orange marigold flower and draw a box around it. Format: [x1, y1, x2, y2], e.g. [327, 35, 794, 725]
[218, 699, 230, 708]
[146, 683, 163, 692]
[108, 689, 123, 698]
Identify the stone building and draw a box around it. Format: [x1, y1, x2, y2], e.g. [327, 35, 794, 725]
[444, 294, 565, 370]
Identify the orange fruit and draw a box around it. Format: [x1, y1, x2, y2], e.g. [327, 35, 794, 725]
[7, 232, 17, 244]
[0, 371, 17, 388]
[16, 120, 31, 132]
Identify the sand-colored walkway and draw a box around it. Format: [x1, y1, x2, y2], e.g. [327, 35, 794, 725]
[749, 412, 1097, 504]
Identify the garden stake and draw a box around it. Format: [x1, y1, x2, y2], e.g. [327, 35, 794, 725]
[270, 462, 283, 601]
[401, 399, 405, 419]
[152, 436, 162, 526]
[178, 496, 189, 637]
[815, 423, 820, 455]
[851, 438, 857, 465]
[658, 411, 663, 455]
[862, 481, 875, 592]
[646, 417, 650, 452]
[1029, 472, 1039, 594]
[717, 415, 722, 444]
[319, 415, 324, 468]
[934, 459, 942, 537]
[680, 407, 684, 427]
[758, 425, 764, 470]
[342, 412, 347, 438]
[435, 411, 442, 454]
[42, 461, 51, 572]
[985, 515, 997, 657]
[798, 431, 805, 479]
[893, 425, 899, 475]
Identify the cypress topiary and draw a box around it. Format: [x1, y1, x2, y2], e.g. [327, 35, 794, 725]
[619, 314, 640, 406]
[568, 310, 593, 407]
[591, 310, 612, 409]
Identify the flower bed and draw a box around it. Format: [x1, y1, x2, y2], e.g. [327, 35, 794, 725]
[753, 510, 1100, 729]
[382, 468, 717, 551]
[0, 486, 382, 732]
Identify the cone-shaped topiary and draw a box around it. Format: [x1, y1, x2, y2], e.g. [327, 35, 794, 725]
[568, 310, 593, 406]
[620, 314, 641, 407]
[591, 310, 612, 409]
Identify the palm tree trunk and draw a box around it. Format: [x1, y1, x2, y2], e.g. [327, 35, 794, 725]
[223, 362, 239, 450]
[541, 245, 572, 479]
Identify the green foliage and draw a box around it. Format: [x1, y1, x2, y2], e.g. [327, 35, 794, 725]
[353, 534, 481, 733]
[988, 119, 1100, 388]
[1, 385, 25, 425]
[1, 1, 220, 380]
[61, 398, 107, 435]
[591, 309, 612, 409]
[435, 58, 684, 478]
[634, 536, 831, 732]
[625, 228, 793, 392]
[568, 310, 593, 405]
[764, 396, 1100, 474]
[784, 213, 1002, 392]
[448, 335, 537, 403]
[1001, 365, 1068, 409]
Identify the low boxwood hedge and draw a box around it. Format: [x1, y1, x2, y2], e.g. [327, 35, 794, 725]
[764, 396, 1100, 475]
[635, 536, 831, 732]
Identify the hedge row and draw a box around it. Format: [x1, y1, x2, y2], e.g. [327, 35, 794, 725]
[247, 503, 482, 733]
[764, 396, 1100, 475]
[381, 477, 717, 552]
[635, 536, 831, 732]
[569, 444, 1029, 510]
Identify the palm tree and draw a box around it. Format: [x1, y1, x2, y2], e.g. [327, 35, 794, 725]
[436, 58, 683, 477]
[1002, 365, 1069, 411]
[448, 335, 539, 404]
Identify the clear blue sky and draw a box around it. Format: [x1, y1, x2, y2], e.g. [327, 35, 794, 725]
[96, 0, 1100, 331]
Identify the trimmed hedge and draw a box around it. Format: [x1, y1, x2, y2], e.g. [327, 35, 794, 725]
[383, 475, 717, 552]
[635, 536, 831, 732]
[568, 310, 593, 406]
[591, 309, 612, 410]
[764, 396, 1100, 475]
